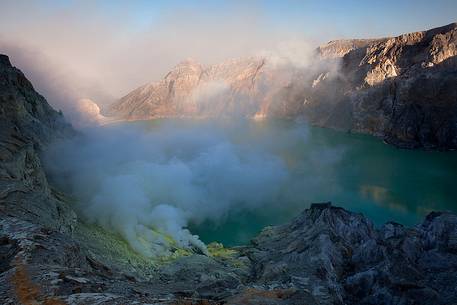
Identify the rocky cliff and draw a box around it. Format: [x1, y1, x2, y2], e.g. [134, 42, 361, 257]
[110, 23, 457, 149]
[108, 56, 303, 121]
[0, 54, 75, 232]
[317, 38, 386, 59]
[305, 22, 457, 149]
[241, 203, 457, 305]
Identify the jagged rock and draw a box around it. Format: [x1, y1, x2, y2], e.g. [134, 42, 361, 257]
[0, 54, 76, 232]
[317, 39, 386, 59]
[304, 22, 457, 150]
[1, 196, 456, 304]
[153, 254, 242, 300]
[109, 23, 457, 149]
[108, 56, 306, 121]
[240, 203, 457, 305]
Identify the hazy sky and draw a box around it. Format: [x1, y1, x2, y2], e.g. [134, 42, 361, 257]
[3, 0, 452, 39]
[0, 0, 455, 108]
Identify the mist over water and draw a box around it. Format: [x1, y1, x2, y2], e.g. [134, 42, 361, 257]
[45, 119, 457, 252]
[45, 119, 294, 255]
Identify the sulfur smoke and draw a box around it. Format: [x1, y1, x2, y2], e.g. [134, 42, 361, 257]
[1, 1, 344, 256]
[45, 121, 292, 256]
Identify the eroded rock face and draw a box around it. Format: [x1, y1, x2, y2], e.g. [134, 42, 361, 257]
[317, 39, 386, 59]
[0, 54, 75, 232]
[241, 203, 457, 305]
[304, 22, 457, 149]
[108, 56, 308, 121]
[110, 23, 457, 149]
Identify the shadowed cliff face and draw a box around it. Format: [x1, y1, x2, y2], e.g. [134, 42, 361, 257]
[0, 54, 75, 232]
[240, 203, 457, 305]
[110, 22, 457, 149]
[305, 22, 457, 149]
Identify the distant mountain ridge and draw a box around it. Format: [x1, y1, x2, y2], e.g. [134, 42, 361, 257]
[109, 22, 457, 149]
[108, 56, 301, 120]
[317, 38, 387, 58]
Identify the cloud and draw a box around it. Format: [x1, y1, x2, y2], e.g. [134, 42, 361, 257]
[42, 111, 349, 257]
[259, 40, 316, 69]
[44, 121, 290, 256]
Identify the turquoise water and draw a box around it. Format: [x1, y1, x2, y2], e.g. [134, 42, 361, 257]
[135, 119, 457, 246]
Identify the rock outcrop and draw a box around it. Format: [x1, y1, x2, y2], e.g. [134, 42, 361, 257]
[304, 22, 457, 149]
[110, 22, 457, 149]
[2, 200, 457, 304]
[108, 56, 306, 121]
[0, 54, 75, 232]
[317, 38, 386, 59]
[242, 203, 457, 305]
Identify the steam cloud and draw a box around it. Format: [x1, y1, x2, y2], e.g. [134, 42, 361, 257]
[44, 118, 345, 256]
[45, 121, 292, 256]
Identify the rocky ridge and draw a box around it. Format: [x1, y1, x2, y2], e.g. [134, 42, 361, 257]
[305, 22, 457, 149]
[316, 38, 386, 59]
[0, 54, 75, 232]
[109, 22, 457, 149]
[108, 56, 303, 121]
[242, 203, 457, 305]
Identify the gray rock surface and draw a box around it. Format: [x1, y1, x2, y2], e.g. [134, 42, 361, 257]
[3, 199, 456, 304]
[241, 203, 457, 305]
[304, 22, 457, 150]
[0, 54, 75, 232]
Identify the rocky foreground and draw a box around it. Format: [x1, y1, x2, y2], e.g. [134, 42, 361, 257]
[1, 48, 457, 304]
[2, 201, 457, 305]
[110, 22, 457, 150]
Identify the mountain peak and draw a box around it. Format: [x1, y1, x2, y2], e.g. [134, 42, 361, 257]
[164, 58, 203, 80]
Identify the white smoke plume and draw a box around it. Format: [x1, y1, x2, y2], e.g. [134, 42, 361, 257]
[259, 40, 316, 69]
[45, 121, 291, 256]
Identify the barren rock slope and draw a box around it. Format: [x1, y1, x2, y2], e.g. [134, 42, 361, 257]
[305, 22, 457, 149]
[110, 23, 457, 149]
